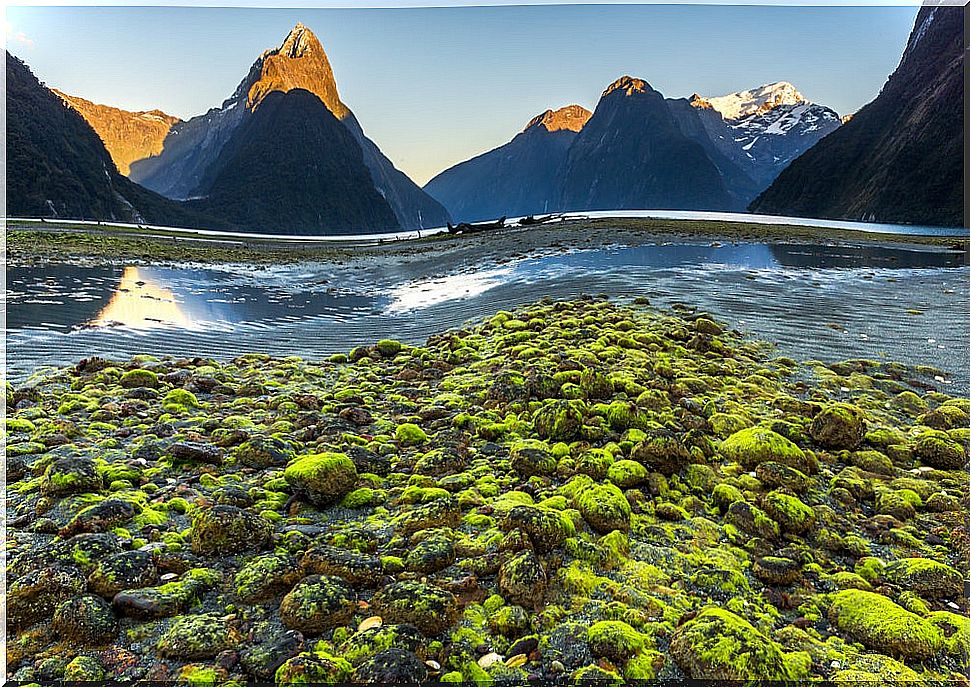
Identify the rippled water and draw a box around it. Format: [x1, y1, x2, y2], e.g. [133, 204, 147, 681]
[7, 241, 969, 393]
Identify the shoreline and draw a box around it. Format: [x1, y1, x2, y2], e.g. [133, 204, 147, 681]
[8, 217, 969, 268]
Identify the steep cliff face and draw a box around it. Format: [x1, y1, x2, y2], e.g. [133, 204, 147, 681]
[188, 89, 399, 234]
[129, 23, 449, 231]
[556, 77, 735, 212]
[751, 5, 964, 226]
[424, 105, 591, 222]
[54, 91, 180, 176]
[6, 52, 223, 229]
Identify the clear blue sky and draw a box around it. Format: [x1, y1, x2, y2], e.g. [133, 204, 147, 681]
[7, 3, 919, 184]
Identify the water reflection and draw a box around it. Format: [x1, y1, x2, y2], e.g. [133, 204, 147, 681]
[90, 266, 196, 330]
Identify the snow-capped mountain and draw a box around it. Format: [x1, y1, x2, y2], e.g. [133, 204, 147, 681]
[683, 83, 841, 189]
[695, 81, 805, 120]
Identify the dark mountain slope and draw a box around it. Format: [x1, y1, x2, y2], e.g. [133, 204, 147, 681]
[424, 105, 591, 222]
[557, 77, 734, 212]
[130, 23, 449, 231]
[750, 5, 963, 226]
[188, 89, 399, 234]
[6, 52, 224, 229]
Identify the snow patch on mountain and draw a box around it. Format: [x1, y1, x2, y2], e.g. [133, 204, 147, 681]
[701, 82, 805, 120]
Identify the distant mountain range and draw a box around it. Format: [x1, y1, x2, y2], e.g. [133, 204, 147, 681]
[751, 5, 963, 227]
[426, 79, 840, 221]
[10, 24, 449, 234]
[7, 8, 962, 232]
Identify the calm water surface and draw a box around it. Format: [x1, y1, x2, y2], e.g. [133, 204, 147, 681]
[7, 241, 969, 393]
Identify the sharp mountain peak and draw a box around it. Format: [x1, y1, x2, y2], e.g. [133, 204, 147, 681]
[524, 105, 592, 133]
[602, 75, 658, 98]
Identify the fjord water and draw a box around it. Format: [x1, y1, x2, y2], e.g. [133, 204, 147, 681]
[8, 241, 968, 393]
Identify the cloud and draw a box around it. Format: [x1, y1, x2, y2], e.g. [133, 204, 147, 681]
[5, 20, 35, 47]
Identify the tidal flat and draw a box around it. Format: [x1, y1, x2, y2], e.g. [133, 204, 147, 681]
[5, 296, 969, 684]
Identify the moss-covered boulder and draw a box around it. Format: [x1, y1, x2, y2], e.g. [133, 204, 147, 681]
[51, 595, 118, 645]
[828, 589, 943, 660]
[284, 452, 358, 506]
[191, 505, 272, 555]
[499, 549, 547, 609]
[884, 558, 964, 599]
[533, 400, 584, 441]
[670, 608, 798, 680]
[275, 652, 352, 684]
[577, 483, 631, 533]
[8, 566, 87, 629]
[761, 491, 815, 535]
[587, 620, 647, 662]
[913, 430, 967, 469]
[809, 403, 866, 450]
[279, 575, 357, 634]
[719, 427, 814, 473]
[302, 545, 383, 587]
[112, 568, 220, 619]
[504, 504, 573, 552]
[372, 581, 459, 636]
[753, 556, 801, 585]
[40, 456, 103, 497]
[630, 430, 691, 476]
[725, 500, 779, 539]
[406, 534, 456, 574]
[510, 441, 556, 478]
[395, 422, 429, 446]
[87, 550, 157, 597]
[355, 648, 428, 683]
[754, 461, 811, 493]
[157, 613, 234, 659]
[234, 553, 302, 602]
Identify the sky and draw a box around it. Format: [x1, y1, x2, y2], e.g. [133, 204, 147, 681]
[6, 2, 920, 185]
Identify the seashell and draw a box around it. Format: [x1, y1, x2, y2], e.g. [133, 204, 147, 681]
[358, 616, 382, 632]
[477, 652, 503, 669]
[505, 654, 528, 668]
[425, 660, 441, 671]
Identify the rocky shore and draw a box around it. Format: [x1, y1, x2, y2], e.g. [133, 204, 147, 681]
[6, 297, 968, 684]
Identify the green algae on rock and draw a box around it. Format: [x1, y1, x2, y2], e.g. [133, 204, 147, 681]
[5, 296, 969, 684]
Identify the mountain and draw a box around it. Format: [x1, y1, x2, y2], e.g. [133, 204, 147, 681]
[130, 23, 449, 231]
[750, 5, 963, 226]
[53, 91, 181, 175]
[5, 52, 224, 229]
[557, 76, 735, 212]
[678, 82, 841, 191]
[187, 89, 399, 234]
[424, 105, 591, 222]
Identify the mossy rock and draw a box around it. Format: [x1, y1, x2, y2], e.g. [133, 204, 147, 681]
[587, 620, 647, 662]
[40, 456, 103, 497]
[912, 430, 967, 470]
[809, 403, 866, 450]
[395, 422, 429, 446]
[191, 505, 272, 555]
[8, 566, 87, 629]
[354, 648, 428, 683]
[51, 595, 118, 645]
[233, 435, 295, 469]
[753, 556, 801, 585]
[112, 568, 219, 619]
[828, 589, 943, 660]
[284, 452, 358, 506]
[279, 575, 357, 634]
[60, 498, 140, 537]
[607, 459, 649, 488]
[392, 497, 460, 535]
[63, 656, 105, 682]
[504, 504, 572, 552]
[499, 549, 547, 609]
[372, 581, 459, 636]
[234, 553, 302, 602]
[302, 545, 383, 587]
[510, 441, 556, 478]
[720, 427, 814, 474]
[831, 653, 921, 684]
[87, 550, 157, 597]
[340, 623, 424, 665]
[630, 430, 691, 476]
[533, 400, 584, 441]
[119, 369, 158, 389]
[884, 558, 964, 599]
[275, 652, 352, 684]
[157, 613, 234, 659]
[406, 534, 456, 574]
[761, 491, 815, 534]
[754, 461, 811, 493]
[670, 607, 797, 680]
[725, 500, 779, 539]
[577, 483, 631, 533]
